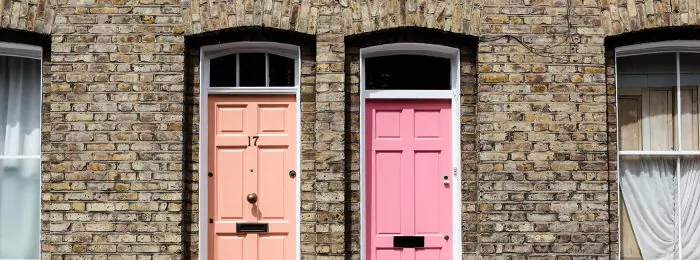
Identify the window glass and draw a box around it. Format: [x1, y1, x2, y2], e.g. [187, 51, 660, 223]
[0, 55, 40, 260]
[619, 156, 676, 259]
[679, 53, 700, 151]
[268, 54, 295, 86]
[365, 55, 451, 90]
[209, 54, 237, 87]
[618, 50, 700, 260]
[617, 53, 677, 151]
[239, 53, 266, 87]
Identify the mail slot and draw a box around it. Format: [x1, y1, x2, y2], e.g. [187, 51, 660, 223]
[393, 236, 425, 248]
[236, 223, 269, 233]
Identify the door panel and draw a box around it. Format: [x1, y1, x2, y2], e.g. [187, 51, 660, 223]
[375, 151, 402, 234]
[366, 99, 452, 260]
[217, 148, 245, 219]
[209, 95, 297, 260]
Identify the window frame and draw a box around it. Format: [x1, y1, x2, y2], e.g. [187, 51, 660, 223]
[201, 42, 300, 93]
[358, 42, 462, 260]
[616, 41, 700, 156]
[198, 41, 302, 260]
[615, 40, 700, 259]
[0, 40, 42, 260]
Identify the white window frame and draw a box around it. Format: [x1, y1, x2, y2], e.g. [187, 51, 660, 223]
[359, 43, 462, 260]
[198, 41, 301, 260]
[615, 40, 700, 259]
[0, 41, 42, 260]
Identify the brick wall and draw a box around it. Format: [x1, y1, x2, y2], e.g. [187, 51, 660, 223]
[0, 0, 697, 258]
[44, 0, 186, 258]
[476, 0, 612, 255]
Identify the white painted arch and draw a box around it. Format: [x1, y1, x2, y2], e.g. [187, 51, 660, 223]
[198, 41, 302, 260]
[359, 42, 463, 260]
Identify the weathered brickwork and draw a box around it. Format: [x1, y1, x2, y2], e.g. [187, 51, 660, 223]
[603, 0, 700, 35]
[339, 0, 481, 36]
[476, 0, 612, 256]
[0, 0, 54, 34]
[44, 0, 187, 258]
[0, 0, 697, 258]
[182, 0, 320, 35]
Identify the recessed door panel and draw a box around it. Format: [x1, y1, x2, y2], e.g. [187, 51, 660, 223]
[217, 148, 245, 219]
[366, 99, 452, 260]
[209, 95, 297, 260]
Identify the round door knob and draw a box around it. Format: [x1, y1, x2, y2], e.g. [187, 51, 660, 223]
[246, 193, 258, 204]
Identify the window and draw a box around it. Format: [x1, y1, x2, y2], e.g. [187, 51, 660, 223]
[617, 48, 700, 259]
[209, 52, 295, 88]
[364, 55, 451, 90]
[0, 43, 41, 260]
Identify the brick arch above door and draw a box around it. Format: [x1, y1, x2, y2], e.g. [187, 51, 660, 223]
[340, 0, 481, 36]
[183, 0, 483, 37]
[183, 0, 321, 35]
[0, 0, 55, 35]
[602, 0, 700, 36]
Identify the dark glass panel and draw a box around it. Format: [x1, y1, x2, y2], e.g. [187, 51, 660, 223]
[209, 54, 237, 87]
[239, 53, 266, 87]
[617, 53, 677, 151]
[269, 54, 295, 86]
[618, 53, 676, 88]
[365, 55, 451, 90]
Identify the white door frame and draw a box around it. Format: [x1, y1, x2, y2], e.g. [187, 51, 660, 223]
[198, 41, 302, 260]
[359, 42, 462, 260]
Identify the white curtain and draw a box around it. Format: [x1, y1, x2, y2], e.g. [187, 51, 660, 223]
[0, 55, 41, 259]
[620, 157, 677, 259]
[681, 158, 700, 259]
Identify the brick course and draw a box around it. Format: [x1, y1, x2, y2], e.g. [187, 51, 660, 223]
[0, 0, 696, 258]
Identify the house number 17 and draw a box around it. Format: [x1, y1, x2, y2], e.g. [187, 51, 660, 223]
[248, 136, 259, 146]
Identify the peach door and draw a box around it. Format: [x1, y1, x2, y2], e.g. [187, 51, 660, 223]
[366, 99, 453, 260]
[208, 95, 297, 260]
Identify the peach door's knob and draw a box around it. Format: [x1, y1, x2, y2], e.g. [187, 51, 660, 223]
[246, 193, 258, 204]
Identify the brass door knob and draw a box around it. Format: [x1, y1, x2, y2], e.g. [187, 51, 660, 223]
[246, 193, 258, 204]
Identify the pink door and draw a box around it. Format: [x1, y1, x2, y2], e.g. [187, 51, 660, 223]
[366, 99, 453, 260]
[208, 95, 297, 260]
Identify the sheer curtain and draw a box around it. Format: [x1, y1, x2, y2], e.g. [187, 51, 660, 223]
[0, 55, 41, 259]
[620, 157, 677, 259]
[680, 158, 700, 259]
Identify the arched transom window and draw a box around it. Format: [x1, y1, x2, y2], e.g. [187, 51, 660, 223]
[203, 42, 300, 90]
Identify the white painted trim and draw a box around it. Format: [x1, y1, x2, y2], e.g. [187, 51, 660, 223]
[363, 90, 455, 99]
[0, 41, 42, 260]
[198, 42, 302, 260]
[36, 45, 42, 260]
[0, 41, 41, 60]
[202, 42, 298, 60]
[0, 155, 42, 159]
[614, 52, 621, 260]
[619, 150, 700, 156]
[361, 43, 459, 59]
[677, 52, 682, 152]
[615, 40, 700, 57]
[359, 43, 462, 260]
[207, 87, 297, 94]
